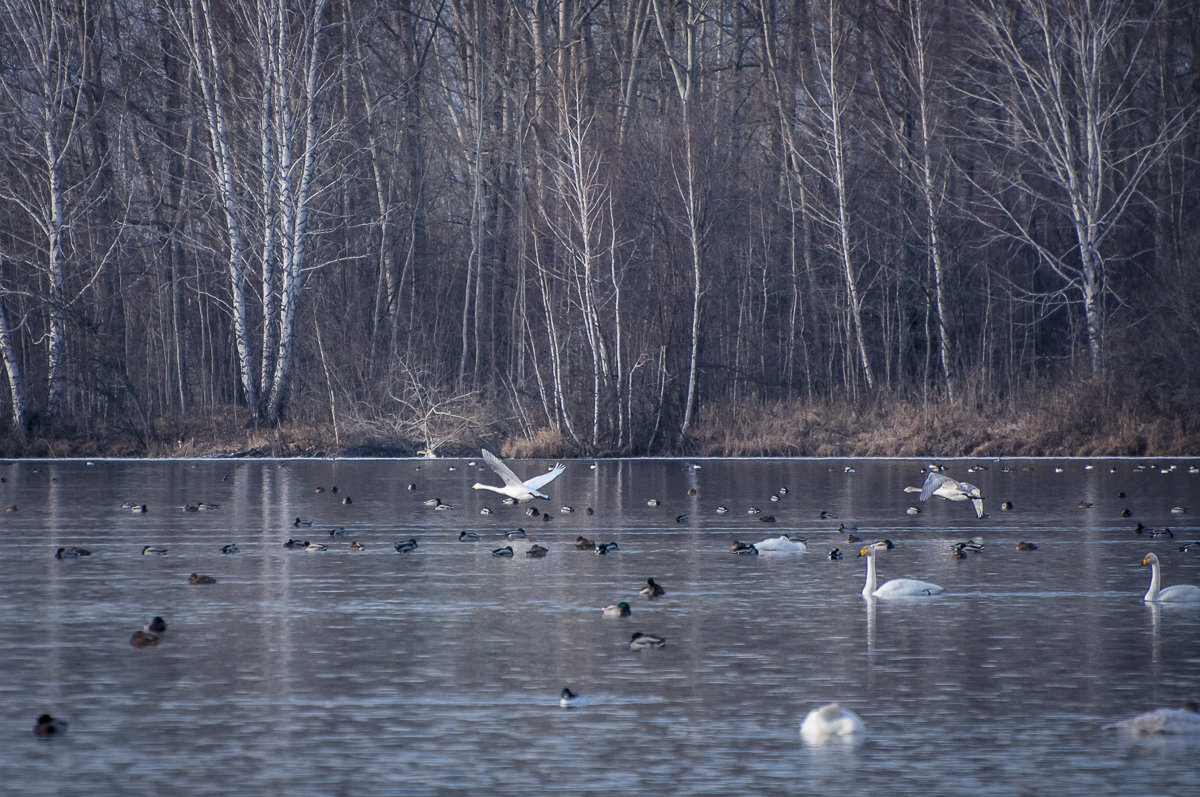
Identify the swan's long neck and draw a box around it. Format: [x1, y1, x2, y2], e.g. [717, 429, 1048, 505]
[472, 483, 502, 494]
[863, 551, 877, 597]
[1145, 559, 1162, 601]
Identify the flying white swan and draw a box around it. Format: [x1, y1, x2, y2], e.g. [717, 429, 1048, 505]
[800, 703, 865, 743]
[1114, 702, 1200, 735]
[909, 471, 985, 518]
[471, 449, 565, 502]
[753, 534, 807, 553]
[859, 543, 944, 598]
[1141, 553, 1200, 603]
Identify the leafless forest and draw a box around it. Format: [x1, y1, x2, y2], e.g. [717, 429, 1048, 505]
[1, 0, 1197, 458]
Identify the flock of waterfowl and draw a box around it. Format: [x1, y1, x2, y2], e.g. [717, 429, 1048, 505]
[24, 454, 1200, 742]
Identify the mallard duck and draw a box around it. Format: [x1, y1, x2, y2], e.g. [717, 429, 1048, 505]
[595, 542, 619, 555]
[328, 527, 348, 537]
[526, 543, 549, 558]
[188, 573, 217, 585]
[629, 631, 666, 650]
[145, 616, 167, 633]
[130, 504, 148, 513]
[349, 541, 365, 552]
[829, 548, 843, 560]
[491, 545, 514, 557]
[33, 714, 68, 736]
[130, 630, 159, 647]
[305, 542, 328, 552]
[506, 528, 527, 539]
[283, 538, 308, 549]
[1015, 540, 1038, 551]
[647, 498, 660, 506]
[574, 536, 595, 550]
[54, 546, 91, 559]
[640, 578, 665, 598]
[142, 545, 168, 556]
[603, 601, 632, 618]
[471, 449, 565, 502]
[293, 517, 312, 527]
[458, 531, 482, 542]
[730, 540, 759, 555]
[479, 507, 493, 515]
[393, 539, 418, 553]
[221, 543, 240, 554]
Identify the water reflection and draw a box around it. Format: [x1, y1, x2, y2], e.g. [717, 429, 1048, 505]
[1, 457, 1199, 795]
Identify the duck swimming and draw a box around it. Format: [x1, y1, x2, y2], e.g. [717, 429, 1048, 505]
[459, 531, 482, 542]
[603, 601, 632, 618]
[33, 714, 68, 737]
[142, 545, 168, 556]
[629, 631, 666, 650]
[393, 539, 418, 554]
[640, 578, 665, 598]
[730, 540, 759, 555]
[471, 449, 565, 502]
[560, 687, 586, 708]
[130, 630, 160, 647]
[349, 541, 365, 552]
[526, 543, 549, 558]
[145, 616, 167, 633]
[574, 536, 595, 550]
[188, 573, 217, 585]
[55, 546, 91, 559]
[221, 543, 240, 554]
[492, 546, 514, 557]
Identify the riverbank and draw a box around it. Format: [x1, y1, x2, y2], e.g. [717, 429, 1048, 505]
[3, 379, 1195, 459]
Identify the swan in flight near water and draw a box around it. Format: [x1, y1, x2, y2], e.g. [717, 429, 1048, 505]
[472, 449, 565, 502]
[1141, 553, 1200, 603]
[859, 542, 944, 598]
[909, 471, 985, 518]
[800, 703, 864, 743]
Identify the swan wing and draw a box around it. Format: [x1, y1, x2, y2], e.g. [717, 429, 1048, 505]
[1156, 584, 1200, 603]
[523, 462, 566, 492]
[1121, 708, 1200, 735]
[919, 472, 954, 502]
[481, 449, 528, 490]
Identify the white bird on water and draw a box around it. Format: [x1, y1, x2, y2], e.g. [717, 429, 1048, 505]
[908, 471, 985, 518]
[800, 703, 865, 743]
[1114, 702, 1200, 735]
[859, 542, 944, 598]
[472, 449, 565, 502]
[1141, 553, 1200, 603]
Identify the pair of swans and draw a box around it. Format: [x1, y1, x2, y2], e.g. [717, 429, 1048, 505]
[472, 449, 565, 502]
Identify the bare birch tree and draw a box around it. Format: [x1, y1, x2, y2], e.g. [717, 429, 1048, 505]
[961, 0, 1196, 377]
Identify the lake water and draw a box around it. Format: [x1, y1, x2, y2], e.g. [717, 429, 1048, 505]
[2, 456, 1199, 795]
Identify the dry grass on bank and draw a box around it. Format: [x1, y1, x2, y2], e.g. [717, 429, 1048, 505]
[2, 380, 1195, 459]
[690, 383, 1197, 458]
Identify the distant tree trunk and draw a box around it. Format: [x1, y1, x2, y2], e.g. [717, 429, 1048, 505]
[0, 282, 27, 432]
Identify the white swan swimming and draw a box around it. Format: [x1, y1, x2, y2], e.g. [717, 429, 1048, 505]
[1142, 553, 1200, 603]
[800, 703, 865, 743]
[1115, 702, 1200, 735]
[753, 534, 807, 553]
[859, 543, 944, 598]
[472, 449, 565, 502]
[911, 472, 985, 518]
